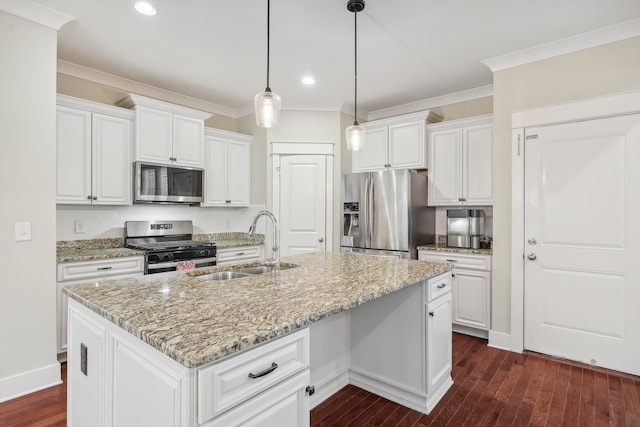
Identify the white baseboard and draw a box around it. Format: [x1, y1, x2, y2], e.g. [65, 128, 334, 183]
[309, 370, 349, 409]
[0, 362, 62, 403]
[488, 330, 512, 351]
[452, 324, 489, 339]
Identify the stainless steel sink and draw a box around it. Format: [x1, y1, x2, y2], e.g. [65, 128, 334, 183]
[237, 264, 296, 275]
[196, 263, 297, 281]
[197, 271, 250, 281]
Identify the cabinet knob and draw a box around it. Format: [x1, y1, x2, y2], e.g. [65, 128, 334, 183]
[429, 311, 435, 317]
[306, 385, 316, 396]
[527, 253, 537, 261]
[318, 237, 324, 243]
[87, 196, 92, 200]
[225, 200, 231, 203]
[93, 196, 97, 200]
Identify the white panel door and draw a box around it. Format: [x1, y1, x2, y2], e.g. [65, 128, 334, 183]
[92, 113, 131, 205]
[388, 120, 425, 169]
[428, 129, 461, 206]
[278, 155, 326, 256]
[173, 114, 204, 167]
[354, 126, 387, 172]
[524, 114, 640, 375]
[463, 124, 493, 205]
[203, 136, 229, 206]
[56, 106, 92, 204]
[227, 139, 251, 205]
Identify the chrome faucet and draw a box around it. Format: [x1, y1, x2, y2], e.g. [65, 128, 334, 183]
[248, 210, 280, 271]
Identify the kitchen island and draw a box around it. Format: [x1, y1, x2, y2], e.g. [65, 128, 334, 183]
[64, 252, 452, 426]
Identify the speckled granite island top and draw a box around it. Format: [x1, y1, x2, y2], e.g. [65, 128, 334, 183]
[64, 252, 450, 369]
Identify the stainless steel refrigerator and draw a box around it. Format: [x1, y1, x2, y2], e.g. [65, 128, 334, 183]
[341, 169, 435, 259]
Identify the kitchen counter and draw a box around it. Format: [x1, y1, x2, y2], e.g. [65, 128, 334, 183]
[56, 233, 265, 263]
[417, 243, 493, 256]
[63, 252, 451, 368]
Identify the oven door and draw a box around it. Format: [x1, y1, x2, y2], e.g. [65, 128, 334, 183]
[146, 257, 217, 274]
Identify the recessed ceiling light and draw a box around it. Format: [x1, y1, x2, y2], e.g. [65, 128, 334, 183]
[135, 1, 157, 16]
[302, 76, 316, 86]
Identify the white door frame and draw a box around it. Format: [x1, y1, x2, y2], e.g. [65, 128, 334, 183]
[510, 90, 640, 353]
[271, 142, 334, 253]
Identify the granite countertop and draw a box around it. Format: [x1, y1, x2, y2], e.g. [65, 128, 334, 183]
[63, 252, 451, 369]
[417, 243, 493, 256]
[57, 233, 265, 263]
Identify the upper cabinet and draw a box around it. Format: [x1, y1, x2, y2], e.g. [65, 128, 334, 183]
[117, 94, 211, 168]
[203, 128, 251, 207]
[352, 110, 442, 173]
[56, 95, 134, 205]
[427, 114, 493, 206]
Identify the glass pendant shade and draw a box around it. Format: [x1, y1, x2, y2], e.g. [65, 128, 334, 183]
[254, 89, 281, 128]
[345, 122, 366, 151]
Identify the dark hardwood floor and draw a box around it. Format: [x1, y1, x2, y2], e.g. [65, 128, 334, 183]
[311, 334, 640, 427]
[1, 334, 638, 426]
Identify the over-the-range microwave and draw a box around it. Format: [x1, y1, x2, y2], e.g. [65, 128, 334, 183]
[133, 161, 203, 204]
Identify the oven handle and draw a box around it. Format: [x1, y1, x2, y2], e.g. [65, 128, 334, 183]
[147, 257, 217, 270]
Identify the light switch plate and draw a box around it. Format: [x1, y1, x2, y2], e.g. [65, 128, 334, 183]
[15, 222, 32, 241]
[75, 219, 85, 234]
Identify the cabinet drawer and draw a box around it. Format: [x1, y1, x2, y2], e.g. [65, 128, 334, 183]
[216, 245, 262, 264]
[426, 273, 451, 302]
[57, 256, 144, 282]
[419, 251, 491, 271]
[198, 328, 310, 423]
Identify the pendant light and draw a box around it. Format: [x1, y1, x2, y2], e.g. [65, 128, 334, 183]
[345, 0, 366, 151]
[254, 0, 281, 128]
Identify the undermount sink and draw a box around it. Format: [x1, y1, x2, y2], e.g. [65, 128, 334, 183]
[196, 263, 297, 281]
[197, 271, 250, 281]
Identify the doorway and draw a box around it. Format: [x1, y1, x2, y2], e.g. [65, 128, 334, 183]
[511, 91, 640, 375]
[271, 143, 334, 257]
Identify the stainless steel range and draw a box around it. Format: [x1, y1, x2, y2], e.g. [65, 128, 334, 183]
[124, 220, 216, 274]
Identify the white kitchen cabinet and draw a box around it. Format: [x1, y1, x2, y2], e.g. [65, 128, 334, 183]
[203, 128, 251, 207]
[56, 95, 134, 205]
[419, 250, 491, 338]
[67, 299, 311, 426]
[67, 300, 189, 427]
[118, 94, 211, 168]
[352, 110, 442, 172]
[57, 257, 144, 356]
[67, 303, 107, 427]
[216, 245, 263, 265]
[427, 114, 493, 206]
[349, 272, 453, 414]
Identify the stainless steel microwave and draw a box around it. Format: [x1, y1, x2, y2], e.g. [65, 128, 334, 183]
[133, 162, 203, 204]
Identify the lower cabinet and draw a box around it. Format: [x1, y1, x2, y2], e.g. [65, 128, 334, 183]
[67, 299, 311, 427]
[57, 257, 144, 356]
[216, 245, 263, 265]
[349, 273, 453, 414]
[419, 250, 491, 338]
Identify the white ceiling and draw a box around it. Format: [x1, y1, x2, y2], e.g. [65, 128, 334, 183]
[33, 0, 640, 117]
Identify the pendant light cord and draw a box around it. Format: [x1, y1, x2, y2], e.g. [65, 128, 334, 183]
[353, 8, 358, 124]
[266, 0, 271, 91]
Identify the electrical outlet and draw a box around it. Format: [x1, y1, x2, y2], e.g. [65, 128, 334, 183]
[75, 219, 85, 234]
[15, 222, 32, 241]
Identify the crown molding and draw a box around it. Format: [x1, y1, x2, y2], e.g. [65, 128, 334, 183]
[0, 0, 75, 29]
[483, 18, 640, 72]
[366, 85, 493, 121]
[57, 60, 238, 118]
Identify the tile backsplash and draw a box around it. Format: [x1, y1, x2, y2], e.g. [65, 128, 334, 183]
[56, 204, 267, 241]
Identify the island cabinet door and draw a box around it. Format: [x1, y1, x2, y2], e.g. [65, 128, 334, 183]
[67, 305, 107, 427]
[426, 292, 453, 394]
[110, 332, 189, 427]
[204, 370, 310, 427]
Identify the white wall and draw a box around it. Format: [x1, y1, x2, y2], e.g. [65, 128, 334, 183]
[491, 36, 640, 336]
[0, 10, 61, 401]
[56, 204, 266, 240]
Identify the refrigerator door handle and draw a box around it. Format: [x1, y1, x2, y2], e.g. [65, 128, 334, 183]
[368, 177, 374, 245]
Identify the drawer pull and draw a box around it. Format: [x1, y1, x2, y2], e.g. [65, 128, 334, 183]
[248, 362, 278, 379]
[235, 252, 245, 256]
[97, 266, 113, 271]
[437, 283, 446, 289]
[445, 259, 458, 263]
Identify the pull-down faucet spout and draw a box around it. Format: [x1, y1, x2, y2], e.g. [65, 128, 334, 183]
[248, 210, 280, 271]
